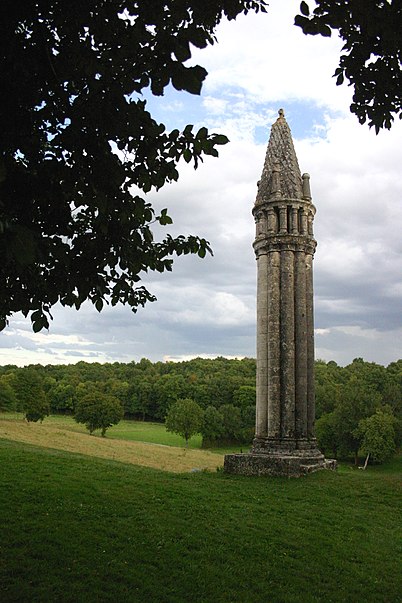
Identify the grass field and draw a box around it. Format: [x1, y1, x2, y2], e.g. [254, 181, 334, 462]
[0, 416, 400, 602]
[0, 413, 245, 454]
[0, 416, 226, 473]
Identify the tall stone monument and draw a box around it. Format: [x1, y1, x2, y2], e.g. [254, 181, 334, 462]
[224, 110, 336, 477]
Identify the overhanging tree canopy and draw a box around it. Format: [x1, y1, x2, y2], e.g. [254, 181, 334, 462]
[0, 0, 267, 331]
[295, 0, 402, 132]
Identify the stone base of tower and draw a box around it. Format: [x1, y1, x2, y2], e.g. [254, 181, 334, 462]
[224, 439, 336, 477]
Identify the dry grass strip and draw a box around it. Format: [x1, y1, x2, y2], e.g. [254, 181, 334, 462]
[0, 419, 224, 473]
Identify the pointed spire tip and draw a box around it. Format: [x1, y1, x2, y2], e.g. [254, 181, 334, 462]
[255, 108, 303, 202]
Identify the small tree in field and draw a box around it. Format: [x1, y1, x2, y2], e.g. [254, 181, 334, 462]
[75, 393, 123, 437]
[165, 398, 204, 448]
[25, 398, 50, 423]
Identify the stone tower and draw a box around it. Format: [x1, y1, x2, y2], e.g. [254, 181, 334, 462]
[224, 110, 335, 476]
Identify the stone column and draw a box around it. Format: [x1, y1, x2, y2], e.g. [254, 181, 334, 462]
[294, 249, 308, 439]
[267, 250, 281, 438]
[308, 212, 314, 236]
[255, 251, 268, 438]
[280, 249, 295, 439]
[279, 206, 287, 234]
[291, 208, 298, 234]
[267, 207, 276, 234]
[301, 210, 308, 235]
[306, 251, 315, 438]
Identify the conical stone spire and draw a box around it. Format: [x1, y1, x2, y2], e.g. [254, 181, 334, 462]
[256, 109, 303, 204]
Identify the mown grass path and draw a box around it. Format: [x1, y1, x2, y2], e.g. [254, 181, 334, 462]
[0, 436, 400, 603]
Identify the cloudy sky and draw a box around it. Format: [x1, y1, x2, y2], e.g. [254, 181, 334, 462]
[2, 0, 401, 367]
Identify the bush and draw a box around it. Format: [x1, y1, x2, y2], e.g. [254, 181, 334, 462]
[25, 404, 50, 423]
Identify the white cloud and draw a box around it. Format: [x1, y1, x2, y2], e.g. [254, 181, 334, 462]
[7, 329, 92, 347]
[171, 290, 254, 327]
[193, 0, 351, 113]
[202, 96, 228, 115]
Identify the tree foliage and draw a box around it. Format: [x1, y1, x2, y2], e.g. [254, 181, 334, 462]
[74, 392, 123, 436]
[220, 404, 243, 441]
[233, 385, 256, 410]
[165, 397, 204, 447]
[0, 376, 17, 412]
[295, 0, 402, 132]
[314, 358, 401, 463]
[14, 369, 50, 422]
[333, 375, 382, 463]
[48, 380, 76, 413]
[0, 0, 267, 332]
[315, 412, 339, 457]
[357, 407, 396, 462]
[201, 405, 225, 445]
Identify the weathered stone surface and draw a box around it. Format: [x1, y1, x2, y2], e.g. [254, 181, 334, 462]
[225, 110, 336, 477]
[224, 453, 336, 478]
[256, 110, 303, 204]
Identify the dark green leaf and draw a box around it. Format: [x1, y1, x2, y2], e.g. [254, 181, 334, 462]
[213, 134, 230, 145]
[159, 209, 173, 225]
[174, 41, 191, 62]
[300, 2, 310, 17]
[32, 319, 44, 333]
[196, 127, 208, 139]
[335, 72, 344, 85]
[183, 149, 192, 163]
[319, 24, 332, 37]
[294, 14, 309, 30]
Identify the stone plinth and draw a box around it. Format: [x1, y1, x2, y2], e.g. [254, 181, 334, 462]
[224, 451, 337, 478]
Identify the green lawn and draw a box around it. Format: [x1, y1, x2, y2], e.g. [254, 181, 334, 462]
[0, 439, 400, 603]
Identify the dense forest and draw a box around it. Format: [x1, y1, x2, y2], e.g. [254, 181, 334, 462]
[0, 357, 400, 461]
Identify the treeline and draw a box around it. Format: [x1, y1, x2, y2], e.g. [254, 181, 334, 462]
[0, 357, 257, 443]
[0, 357, 401, 458]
